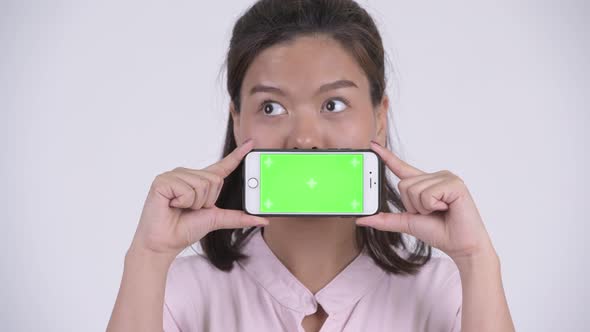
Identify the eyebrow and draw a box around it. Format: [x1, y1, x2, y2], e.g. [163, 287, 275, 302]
[248, 79, 358, 97]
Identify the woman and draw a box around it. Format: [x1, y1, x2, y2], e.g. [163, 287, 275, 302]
[107, 0, 515, 331]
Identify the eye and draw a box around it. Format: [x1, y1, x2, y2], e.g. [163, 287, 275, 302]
[258, 97, 349, 116]
[259, 100, 287, 116]
[322, 98, 349, 113]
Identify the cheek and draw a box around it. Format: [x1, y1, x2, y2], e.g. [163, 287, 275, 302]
[241, 117, 284, 148]
[327, 114, 373, 141]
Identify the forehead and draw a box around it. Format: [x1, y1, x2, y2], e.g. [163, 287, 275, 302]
[242, 35, 369, 96]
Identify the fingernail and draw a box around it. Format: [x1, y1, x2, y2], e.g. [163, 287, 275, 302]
[370, 140, 381, 147]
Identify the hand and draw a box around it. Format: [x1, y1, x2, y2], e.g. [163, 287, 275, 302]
[129, 138, 269, 260]
[356, 140, 496, 264]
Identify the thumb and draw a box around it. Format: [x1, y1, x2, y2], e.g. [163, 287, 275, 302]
[356, 212, 442, 241]
[182, 206, 269, 236]
[209, 207, 270, 230]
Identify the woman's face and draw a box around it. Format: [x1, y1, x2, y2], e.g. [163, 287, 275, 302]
[231, 35, 389, 149]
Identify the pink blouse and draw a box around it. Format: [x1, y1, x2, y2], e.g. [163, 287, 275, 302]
[163, 226, 462, 331]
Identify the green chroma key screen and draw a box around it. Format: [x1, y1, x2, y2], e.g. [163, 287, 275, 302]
[259, 153, 363, 213]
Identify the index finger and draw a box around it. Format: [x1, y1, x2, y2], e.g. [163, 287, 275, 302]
[370, 140, 425, 179]
[205, 138, 254, 178]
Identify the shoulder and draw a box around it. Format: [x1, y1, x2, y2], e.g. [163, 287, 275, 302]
[165, 253, 235, 293]
[414, 253, 462, 293]
[413, 253, 462, 331]
[163, 253, 233, 328]
[167, 253, 218, 280]
[381, 249, 462, 331]
[165, 252, 252, 297]
[385, 248, 461, 293]
[164, 254, 220, 305]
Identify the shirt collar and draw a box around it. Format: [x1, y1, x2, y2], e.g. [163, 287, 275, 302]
[237, 227, 387, 316]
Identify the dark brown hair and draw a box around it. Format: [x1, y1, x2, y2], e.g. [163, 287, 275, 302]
[199, 0, 431, 275]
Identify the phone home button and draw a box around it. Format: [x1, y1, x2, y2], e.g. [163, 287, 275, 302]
[247, 177, 259, 188]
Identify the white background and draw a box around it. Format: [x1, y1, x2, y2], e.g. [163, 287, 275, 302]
[1, 1, 588, 331]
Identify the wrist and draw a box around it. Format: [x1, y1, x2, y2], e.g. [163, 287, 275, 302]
[452, 245, 500, 275]
[125, 244, 176, 270]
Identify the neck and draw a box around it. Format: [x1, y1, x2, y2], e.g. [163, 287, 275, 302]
[261, 217, 362, 294]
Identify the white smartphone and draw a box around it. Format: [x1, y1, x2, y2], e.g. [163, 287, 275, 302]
[242, 148, 383, 217]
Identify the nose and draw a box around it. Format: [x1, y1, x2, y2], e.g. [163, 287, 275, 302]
[287, 112, 322, 149]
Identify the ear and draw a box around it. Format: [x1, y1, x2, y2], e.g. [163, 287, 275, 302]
[229, 102, 241, 143]
[374, 94, 389, 146]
